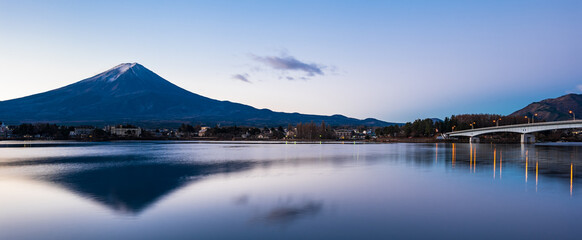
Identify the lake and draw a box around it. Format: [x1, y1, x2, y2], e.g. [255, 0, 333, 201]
[1, 141, 581, 239]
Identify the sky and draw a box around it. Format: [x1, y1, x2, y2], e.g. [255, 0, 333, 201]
[0, 0, 581, 122]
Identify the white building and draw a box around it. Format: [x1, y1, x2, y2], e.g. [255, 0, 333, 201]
[70, 127, 94, 137]
[105, 125, 142, 137]
[198, 127, 210, 137]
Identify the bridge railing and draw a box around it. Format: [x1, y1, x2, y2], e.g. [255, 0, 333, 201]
[445, 120, 582, 135]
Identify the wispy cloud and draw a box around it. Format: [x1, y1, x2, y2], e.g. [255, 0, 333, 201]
[252, 54, 325, 78]
[232, 73, 251, 83]
[233, 52, 331, 82]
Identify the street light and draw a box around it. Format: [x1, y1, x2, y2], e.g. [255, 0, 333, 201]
[452, 125, 456, 132]
[569, 110, 576, 120]
[525, 116, 529, 124]
[470, 122, 476, 129]
[533, 113, 538, 123]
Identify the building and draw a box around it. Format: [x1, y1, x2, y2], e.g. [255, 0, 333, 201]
[285, 128, 297, 138]
[105, 125, 142, 137]
[70, 127, 95, 137]
[0, 122, 9, 138]
[198, 127, 210, 137]
[145, 129, 164, 138]
[257, 133, 270, 139]
[334, 129, 353, 139]
[241, 132, 250, 139]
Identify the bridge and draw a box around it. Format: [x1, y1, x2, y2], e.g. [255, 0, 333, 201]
[444, 120, 582, 143]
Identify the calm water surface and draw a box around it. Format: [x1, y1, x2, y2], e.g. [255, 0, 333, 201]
[1, 141, 581, 239]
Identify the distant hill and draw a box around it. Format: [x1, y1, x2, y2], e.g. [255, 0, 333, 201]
[0, 63, 395, 127]
[510, 93, 582, 121]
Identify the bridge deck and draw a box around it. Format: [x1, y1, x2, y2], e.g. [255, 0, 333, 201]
[445, 120, 582, 137]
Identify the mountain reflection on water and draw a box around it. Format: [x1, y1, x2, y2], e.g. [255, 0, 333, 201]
[52, 159, 254, 214]
[1, 141, 582, 239]
[0, 146, 258, 214]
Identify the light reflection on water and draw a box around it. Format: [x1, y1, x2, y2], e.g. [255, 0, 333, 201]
[1, 141, 582, 239]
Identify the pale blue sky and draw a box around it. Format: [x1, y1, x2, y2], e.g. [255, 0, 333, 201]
[1, 0, 581, 122]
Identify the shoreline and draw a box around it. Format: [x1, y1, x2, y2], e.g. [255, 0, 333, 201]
[2, 138, 581, 145]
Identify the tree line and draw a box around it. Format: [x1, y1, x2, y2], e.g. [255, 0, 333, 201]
[4, 114, 538, 140]
[292, 121, 336, 140]
[10, 123, 73, 139]
[375, 114, 535, 138]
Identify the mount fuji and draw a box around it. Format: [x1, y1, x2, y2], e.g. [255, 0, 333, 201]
[0, 63, 393, 127]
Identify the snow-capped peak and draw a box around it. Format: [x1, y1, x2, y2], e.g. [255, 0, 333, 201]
[113, 62, 136, 74]
[85, 62, 138, 82]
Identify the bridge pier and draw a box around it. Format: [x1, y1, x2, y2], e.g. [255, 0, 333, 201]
[469, 136, 480, 143]
[521, 134, 535, 144]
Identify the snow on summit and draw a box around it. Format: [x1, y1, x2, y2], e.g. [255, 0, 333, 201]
[84, 62, 138, 82]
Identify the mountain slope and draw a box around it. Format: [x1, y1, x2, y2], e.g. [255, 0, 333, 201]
[509, 93, 582, 121]
[0, 63, 394, 127]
